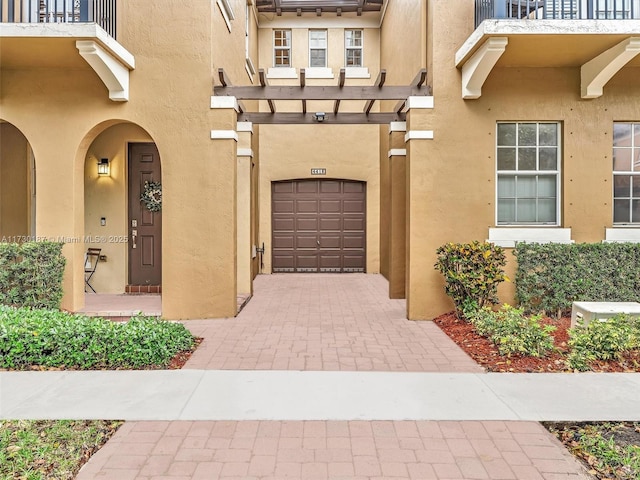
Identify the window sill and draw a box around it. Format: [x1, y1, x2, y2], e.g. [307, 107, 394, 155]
[604, 227, 640, 243]
[488, 227, 573, 248]
[305, 67, 334, 79]
[267, 67, 297, 79]
[345, 67, 370, 78]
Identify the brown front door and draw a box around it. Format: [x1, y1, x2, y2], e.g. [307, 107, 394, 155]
[272, 179, 366, 273]
[128, 143, 162, 286]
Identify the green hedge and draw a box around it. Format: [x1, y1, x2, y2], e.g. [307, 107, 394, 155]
[515, 243, 640, 316]
[0, 242, 66, 310]
[0, 306, 195, 370]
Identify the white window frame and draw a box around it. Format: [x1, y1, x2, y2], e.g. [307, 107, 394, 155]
[496, 122, 562, 226]
[273, 29, 291, 67]
[309, 29, 327, 68]
[612, 122, 640, 224]
[217, 0, 235, 32]
[345, 29, 363, 68]
[244, 1, 255, 80]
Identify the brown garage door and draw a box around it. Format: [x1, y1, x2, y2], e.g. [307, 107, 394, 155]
[272, 180, 366, 273]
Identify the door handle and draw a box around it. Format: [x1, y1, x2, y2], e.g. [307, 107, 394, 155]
[131, 229, 137, 249]
[317, 240, 320, 246]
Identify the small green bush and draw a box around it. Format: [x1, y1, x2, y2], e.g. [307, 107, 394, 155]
[470, 304, 556, 357]
[515, 243, 640, 317]
[0, 305, 195, 370]
[0, 242, 66, 310]
[434, 241, 508, 318]
[567, 314, 640, 371]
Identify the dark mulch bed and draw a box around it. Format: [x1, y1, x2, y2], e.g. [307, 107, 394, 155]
[433, 311, 640, 372]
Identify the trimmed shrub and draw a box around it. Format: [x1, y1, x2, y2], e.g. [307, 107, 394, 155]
[567, 314, 640, 371]
[0, 242, 66, 310]
[0, 306, 195, 370]
[515, 243, 640, 317]
[434, 241, 508, 318]
[470, 304, 556, 357]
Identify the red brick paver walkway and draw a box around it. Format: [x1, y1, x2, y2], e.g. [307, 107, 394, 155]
[184, 274, 482, 372]
[77, 420, 590, 479]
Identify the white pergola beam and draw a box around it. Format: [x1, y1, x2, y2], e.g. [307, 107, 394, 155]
[581, 37, 640, 99]
[76, 40, 131, 102]
[461, 37, 508, 100]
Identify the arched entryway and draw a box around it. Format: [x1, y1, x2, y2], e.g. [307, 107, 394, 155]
[83, 122, 162, 295]
[0, 121, 35, 240]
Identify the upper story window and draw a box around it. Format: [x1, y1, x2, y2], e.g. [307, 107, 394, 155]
[309, 30, 328, 68]
[345, 29, 363, 67]
[274, 29, 291, 67]
[613, 123, 640, 223]
[496, 122, 561, 225]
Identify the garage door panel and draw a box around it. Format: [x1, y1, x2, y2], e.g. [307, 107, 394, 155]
[320, 181, 341, 193]
[273, 182, 294, 194]
[343, 182, 365, 193]
[297, 199, 319, 213]
[297, 236, 318, 249]
[272, 180, 366, 273]
[273, 199, 294, 213]
[320, 199, 341, 213]
[343, 235, 365, 249]
[344, 200, 365, 213]
[319, 235, 340, 249]
[273, 218, 294, 231]
[343, 217, 365, 231]
[296, 217, 318, 231]
[273, 235, 295, 249]
[319, 217, 341, 231]
[297, 182, 319, 194]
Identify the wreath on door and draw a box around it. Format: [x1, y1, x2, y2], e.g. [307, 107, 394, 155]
[140, 180, 162, 212]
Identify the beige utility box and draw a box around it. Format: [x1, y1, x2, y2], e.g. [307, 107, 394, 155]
[571, 301, 640, 328]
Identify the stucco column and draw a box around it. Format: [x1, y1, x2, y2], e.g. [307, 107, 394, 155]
[405, 96, 435, 320]
[388, 122, 407, 299]
[35, 141, 85, 312]
[237, 122, 253, 297]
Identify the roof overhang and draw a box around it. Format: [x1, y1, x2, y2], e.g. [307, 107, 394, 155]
[0, 23, 135, 101]
[455, 19, 640, 99]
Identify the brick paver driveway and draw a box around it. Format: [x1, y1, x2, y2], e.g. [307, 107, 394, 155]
[184, 274, 482, 372]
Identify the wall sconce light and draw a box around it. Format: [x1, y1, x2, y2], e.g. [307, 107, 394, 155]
[313, 112, 326, 123]
[97, 158, 110, 177]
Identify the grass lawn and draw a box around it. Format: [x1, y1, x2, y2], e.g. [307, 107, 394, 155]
[0, 420, 122, 480]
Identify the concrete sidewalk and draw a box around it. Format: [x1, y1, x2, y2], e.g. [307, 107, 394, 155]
[2, 370, 639, 421]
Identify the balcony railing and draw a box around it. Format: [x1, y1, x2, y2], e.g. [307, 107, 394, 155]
[1, 0, 116, 38]
[476, 0, 639, 27]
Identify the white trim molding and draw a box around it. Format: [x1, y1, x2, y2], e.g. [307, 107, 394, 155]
[211, 130, 239, 141]
[305, 67, 334, 79]
[388, 149, 407, 158]
[405, 130, 434, 142]
[406, 96, 434, 109]
[604, 228, 640, 243]
[237, 122, 254, 133]
[389, 121, 407, 133]
[211, 96, 240, 111]
[267, 67, 297, 79]
[488, 227, 573, 248]
[581, 37, 640, 99]
[76, 40, 131, 101]
[460, 37, 508, 100]
[237, 148, 254, 157]
[345, 67, 370, 79]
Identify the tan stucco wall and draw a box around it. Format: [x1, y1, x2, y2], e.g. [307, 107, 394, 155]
[404, 0, 640, 319]
[84, 123, 153, 294]
[0, 122, 29, 239]
[1, 0, 243, 318]
[259, 124, 380, 273]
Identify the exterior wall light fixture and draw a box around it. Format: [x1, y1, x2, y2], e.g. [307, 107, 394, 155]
[97, 158, 110, 177]
[313, 112, 326, 122]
